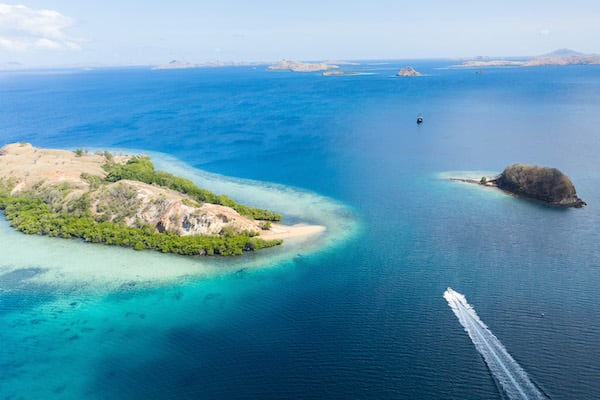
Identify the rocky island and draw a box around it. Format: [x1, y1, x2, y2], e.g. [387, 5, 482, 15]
[396, 66, 422, 76]
[493, 164, 586, 207]
[322, 70, 360, 76]
[457, 163, 586, 208]
[0, 143, 324, 256]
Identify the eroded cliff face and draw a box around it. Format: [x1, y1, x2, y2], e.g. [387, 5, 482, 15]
[495, 164, 586, 208]
[90, 180, 263, 236]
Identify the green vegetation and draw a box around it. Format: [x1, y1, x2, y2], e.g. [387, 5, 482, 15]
[0, 196, 281, 256]
[35, 182, 73, 212]
[480, 176, 488, 184]
[103, 156, 281, 221]
[260, 221, 272, 230]
[0, 177, 17, 196]
[181, 198, 201, 208]
[0, 153, 287, 256]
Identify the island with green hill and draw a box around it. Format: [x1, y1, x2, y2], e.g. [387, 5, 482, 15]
[0, 143, 324, 256]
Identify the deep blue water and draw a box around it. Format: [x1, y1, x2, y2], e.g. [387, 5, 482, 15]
[1, 61, 600, 399]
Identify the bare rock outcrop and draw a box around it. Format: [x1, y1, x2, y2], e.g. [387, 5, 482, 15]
[89, 180, 262, 236]
[396, 66, 422, 76]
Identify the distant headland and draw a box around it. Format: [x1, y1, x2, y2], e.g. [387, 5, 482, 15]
[0, 143, 325, 256]
[460, 48, 600, 68]
[152, 60, 267, 70]
[452, 163, 586, 208]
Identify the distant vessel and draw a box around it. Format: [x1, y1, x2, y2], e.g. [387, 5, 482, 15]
[417, 114, 423, 124]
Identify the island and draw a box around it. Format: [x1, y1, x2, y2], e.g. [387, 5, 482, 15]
[268, 59, 339, 72]
[322, 70, 361, 76]
[460, 49, 600, 68]
[453, 163, 586, 208]
[396, 66, 422, 76]
[0, 143, 325, 256]
[152, 60, 199, 70]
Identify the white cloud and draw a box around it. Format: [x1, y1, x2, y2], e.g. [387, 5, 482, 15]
[0, 4, 80, 51]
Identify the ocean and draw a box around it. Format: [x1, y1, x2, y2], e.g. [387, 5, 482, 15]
[1, 61, 599, 399]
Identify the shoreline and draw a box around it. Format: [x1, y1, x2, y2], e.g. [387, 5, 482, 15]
[0, 142, 324, 243]
[0, 145, 354, 290]
[260, 223, 326, 241]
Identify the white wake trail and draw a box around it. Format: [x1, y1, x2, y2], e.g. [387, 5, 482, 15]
[444, 288, 549, 400]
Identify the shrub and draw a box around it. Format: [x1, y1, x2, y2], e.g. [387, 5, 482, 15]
[260, 221, 272, 230]
[181, 198, 200, 208]
[95, 183, 141, 223]
[81, 173, 104, 190]
[0, 178, 17, 197]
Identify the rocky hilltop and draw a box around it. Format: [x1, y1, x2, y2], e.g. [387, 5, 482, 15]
[494, 164, 586, 208]
[0, 143, 324, 255]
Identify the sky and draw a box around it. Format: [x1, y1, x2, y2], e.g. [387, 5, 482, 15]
[1, 0, 599, 67]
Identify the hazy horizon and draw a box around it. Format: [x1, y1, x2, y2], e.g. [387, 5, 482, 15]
[1, 1, 599, 68]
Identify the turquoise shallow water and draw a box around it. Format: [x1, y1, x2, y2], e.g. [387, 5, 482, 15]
[1, 61, 600, 399]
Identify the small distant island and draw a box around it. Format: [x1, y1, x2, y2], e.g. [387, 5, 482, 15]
[152, 60, 199, 70]
[0, 143, 324, 256]
[268, 59, 339, 72]
[453, 163, 586, 208]
[460, 48, 600, 68]
[322, 70, 360, 76]
[396, 66, 422, 76]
